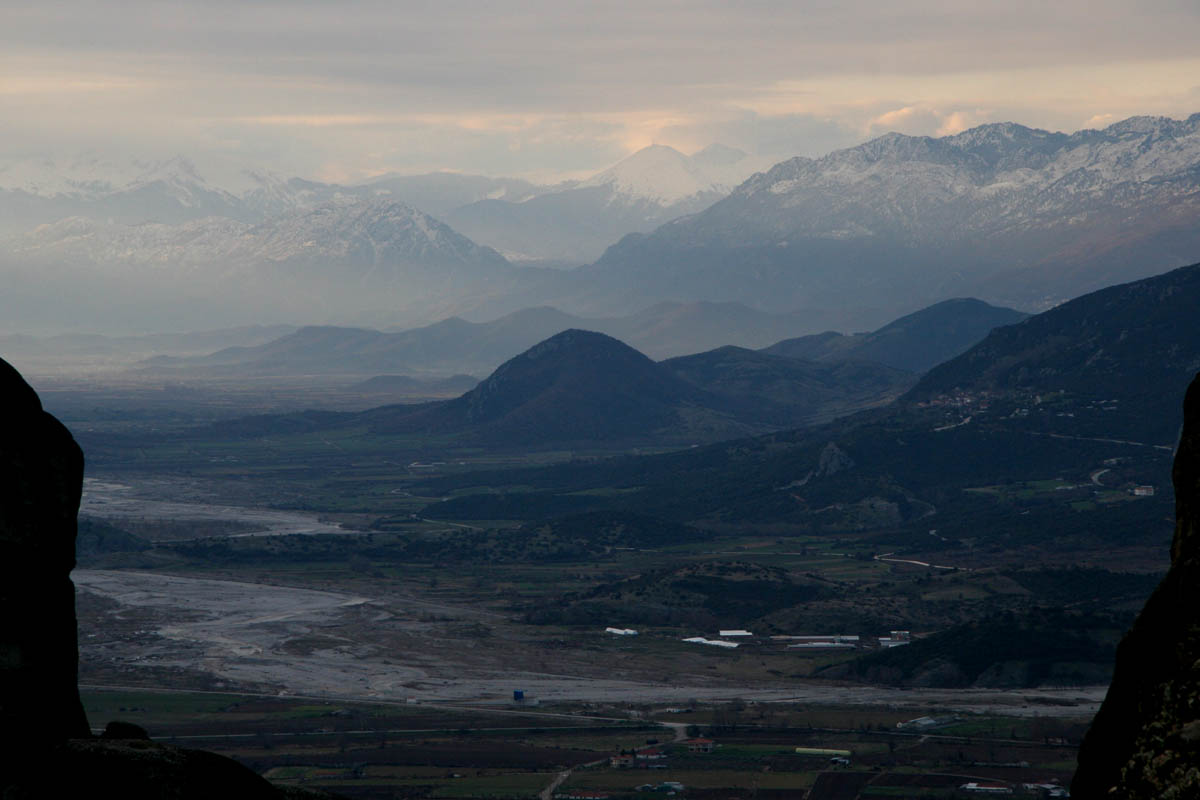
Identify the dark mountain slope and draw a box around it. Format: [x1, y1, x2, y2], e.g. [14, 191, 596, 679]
[763, 298, 1028, 373]
[419, 263, 1200, 549]
[662, 346, 914, 426]
[353, 331, 915, 444]
[177, 330, 915, 449]
[365, 329, 729, 444]
[911, 262, 1200, 444]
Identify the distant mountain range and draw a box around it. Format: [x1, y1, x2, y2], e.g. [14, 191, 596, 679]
[137, 295, 1020, 380]
[560, 114, 1200, 316]
[3, 199, 519, 330]
[364, 328, 915, 446]
[5, 114, 1200, 333]
[761, 298, 1028, 373]
[445, 144, 767, 264]
[0, 153, 544, 231]
[207, 328, 913, 447]
[417, 260, 1200, 535]
[0, 144, 764, 267]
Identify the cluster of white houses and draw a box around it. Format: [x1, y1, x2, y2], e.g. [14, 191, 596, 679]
[604, 627, 913, 649]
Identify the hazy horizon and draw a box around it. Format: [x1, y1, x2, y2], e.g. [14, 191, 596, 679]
[5, 1, 1200, 183]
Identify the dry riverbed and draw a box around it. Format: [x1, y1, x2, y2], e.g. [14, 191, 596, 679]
[74, 568, 1108, 716]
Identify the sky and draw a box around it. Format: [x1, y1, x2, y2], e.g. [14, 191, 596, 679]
[4, 0, 1200, 184]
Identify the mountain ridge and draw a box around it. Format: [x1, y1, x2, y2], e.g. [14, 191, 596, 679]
[136, 300, 867, 377]
[762, 298, 1028, 373]
[570, 113, 1200, 317]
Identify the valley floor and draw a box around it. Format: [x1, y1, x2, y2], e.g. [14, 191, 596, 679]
[75, 566, 1107, 716]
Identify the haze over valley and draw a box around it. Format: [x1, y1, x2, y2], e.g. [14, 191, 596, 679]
[7, 113, 1200, 336]
[6, 3, 1200, 797]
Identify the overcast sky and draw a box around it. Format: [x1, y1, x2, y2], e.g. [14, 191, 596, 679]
[4, 0, 1200, 183]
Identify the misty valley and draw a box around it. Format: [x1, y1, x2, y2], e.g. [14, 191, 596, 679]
[7, 105, 1200, 799]
[8, 259, 1192, 798]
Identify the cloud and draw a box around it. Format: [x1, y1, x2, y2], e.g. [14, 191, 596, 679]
[2, 1, 1200, 178]
[1084, 113, 1118, 129]
[936, 111, 977, 136]
[868, 106, 944, 136]
[865, 106, 985, 138]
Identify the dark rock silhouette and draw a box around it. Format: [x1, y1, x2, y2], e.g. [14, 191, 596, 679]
[1073, 372, 1200, 798]
[0, 356, 89, 746]
[0, 356, 336, 798]
[101, 720, 151, 741]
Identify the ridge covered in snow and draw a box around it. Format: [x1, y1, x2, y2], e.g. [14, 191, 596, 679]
[582, 113, 1200, 317]
[8, 198, 509, 274]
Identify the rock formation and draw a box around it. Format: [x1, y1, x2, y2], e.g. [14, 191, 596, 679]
[0, 356, 90, 745]
[0, 357, 333, 798]
[1073, 371, 1200, 797]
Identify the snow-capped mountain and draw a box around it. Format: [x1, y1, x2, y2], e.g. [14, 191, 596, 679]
[0, 153, 554, 236]
[0, 143, 765, 264]
[1, 199, 519, 331]
[445, 143, 764, 264]
[235, 199, 512, 280]
[0, 154, 261, 234]
[578, 143, 737, 204]
[573, 113, 1200, 317]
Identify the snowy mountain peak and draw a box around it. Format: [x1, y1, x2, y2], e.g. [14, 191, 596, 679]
[578, 143, 765, 205]
[591, 111, 1200, 320]
[579, 145, 716, 204]
[131, 155, 204, 185]
[1105, 115, 1180, 136]
[242, 198, 511, 269]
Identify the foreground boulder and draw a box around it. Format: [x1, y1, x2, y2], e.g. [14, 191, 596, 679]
[0, 357, 89, 745]
[1073, 372, 1200, 797]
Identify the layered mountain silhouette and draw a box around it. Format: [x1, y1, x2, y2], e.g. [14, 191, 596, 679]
[420, 262, 1200, 538]
[368, 330, 722, 443]
[139, 296, 1019, 381]
[138, 301, 846, 378]
[762, 298, 1028, 373]
[9, 115, 1200, 333]
[205, 329, 912, 447]
[364, 329, 910, 445]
